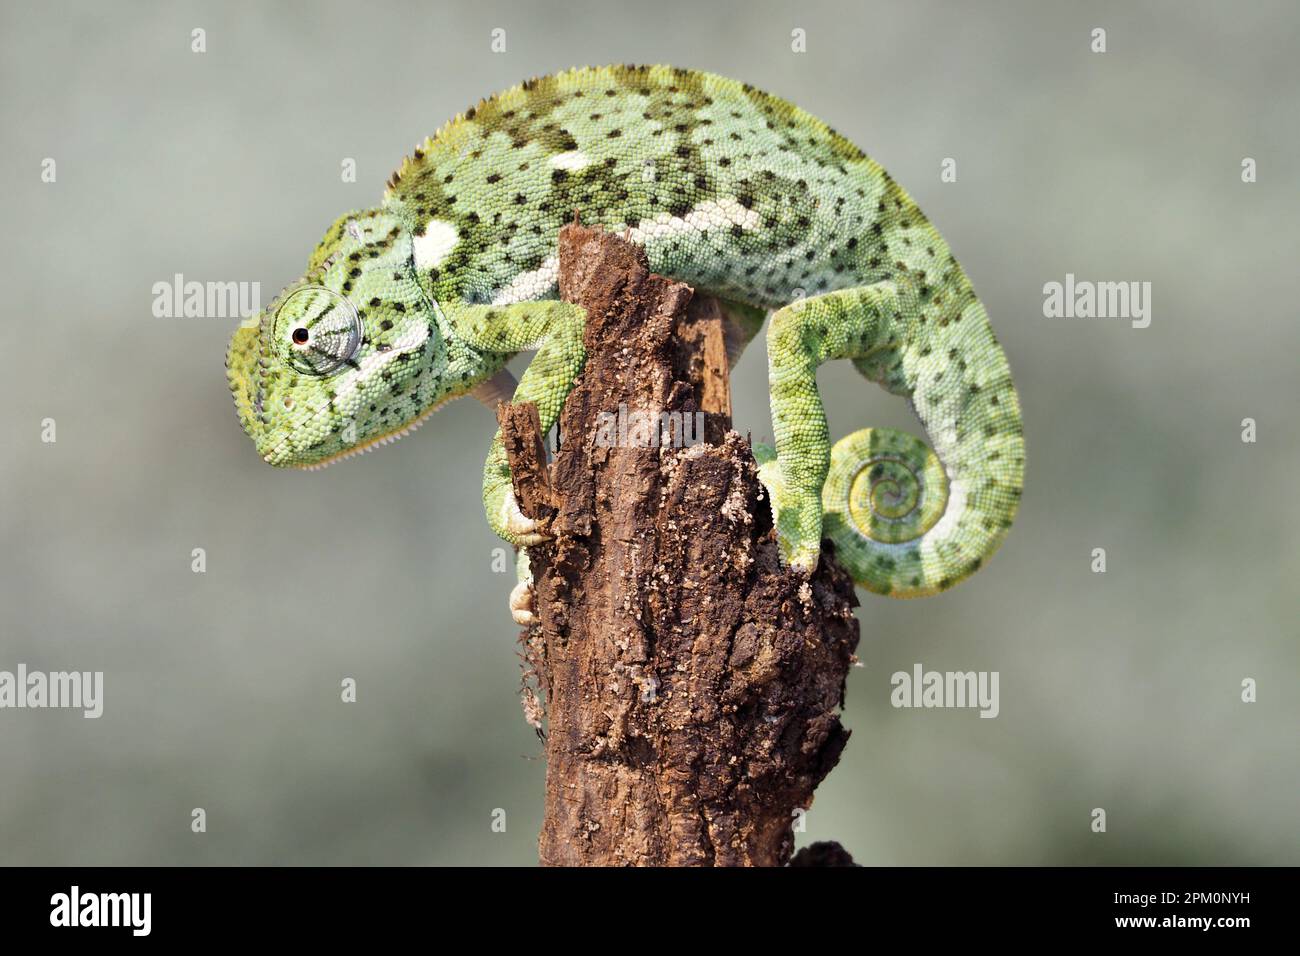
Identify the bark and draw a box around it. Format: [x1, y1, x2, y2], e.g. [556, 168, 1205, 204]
[501, 225, 860, 867]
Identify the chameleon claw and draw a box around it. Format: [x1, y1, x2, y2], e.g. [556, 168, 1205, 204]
[786, 547, 818, 573]
[501, 489, 553, 545]
[509, 577, 536, 625]
[755, 463, 820, 574]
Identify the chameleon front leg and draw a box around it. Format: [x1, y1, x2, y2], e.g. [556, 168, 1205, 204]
[481, 297, 756, 625]
[447, 298, 587, 548]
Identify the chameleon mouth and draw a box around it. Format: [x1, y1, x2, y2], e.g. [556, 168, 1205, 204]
[278, 397, 452, 471]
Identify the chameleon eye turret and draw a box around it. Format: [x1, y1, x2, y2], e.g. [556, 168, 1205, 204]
[228, 206, 469, 470]
[274, 286, 363, 376]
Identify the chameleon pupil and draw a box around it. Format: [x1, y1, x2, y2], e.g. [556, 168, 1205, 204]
[292, 327, 309, 344]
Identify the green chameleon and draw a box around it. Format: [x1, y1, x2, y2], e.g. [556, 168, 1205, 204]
[227, 65, 1024, 623]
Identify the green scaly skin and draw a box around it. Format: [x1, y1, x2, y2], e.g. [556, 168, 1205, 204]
[227, 65, 1024, 603]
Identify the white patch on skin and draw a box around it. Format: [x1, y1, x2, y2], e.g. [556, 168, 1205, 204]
[549, 150, 591, 171]
[627, 197, 762, 244]
[412, 220, 459, 270]
[922, 475, 967, 546]
[486, 199, 759, 308]
[491, 254, 559, 306]
[332, 321, 430, 406]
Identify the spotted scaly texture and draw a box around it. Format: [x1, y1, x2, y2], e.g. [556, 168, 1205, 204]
[227, 65, 1024, 599]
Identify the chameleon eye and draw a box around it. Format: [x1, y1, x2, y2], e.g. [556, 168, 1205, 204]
[275, 286, 363, 375]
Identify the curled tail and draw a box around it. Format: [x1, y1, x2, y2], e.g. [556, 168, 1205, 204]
[759, 284, 1024, 597]
[820, 420, 1020, 595]
[759, 419, 1022, 596]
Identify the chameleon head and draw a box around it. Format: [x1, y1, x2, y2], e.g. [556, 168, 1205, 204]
[226, 209, 450, 469]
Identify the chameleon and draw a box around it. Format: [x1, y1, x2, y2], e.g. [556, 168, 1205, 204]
[226, 65, 1024, 622]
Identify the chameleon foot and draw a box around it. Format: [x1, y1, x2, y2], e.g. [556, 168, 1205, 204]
[754, 444, 820, 574]
[509, 576, 536, 626]
[500, 489, 552, 546]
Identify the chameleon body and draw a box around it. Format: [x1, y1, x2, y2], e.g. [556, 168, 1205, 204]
[227, 65, 1024, 606]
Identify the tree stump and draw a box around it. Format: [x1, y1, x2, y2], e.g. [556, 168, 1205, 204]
[499, 225, 860, 867]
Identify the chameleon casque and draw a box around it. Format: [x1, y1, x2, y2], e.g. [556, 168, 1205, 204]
[227, 65, 1024, 622]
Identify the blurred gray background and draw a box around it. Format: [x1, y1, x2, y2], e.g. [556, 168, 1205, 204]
[1, 1, 1296, 865]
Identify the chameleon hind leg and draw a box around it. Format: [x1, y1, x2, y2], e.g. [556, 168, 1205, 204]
[762, 284, 908, 572]
[760, 282, 1023, 596]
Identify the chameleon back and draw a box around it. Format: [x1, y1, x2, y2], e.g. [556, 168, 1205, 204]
[386, 64, 956, 314]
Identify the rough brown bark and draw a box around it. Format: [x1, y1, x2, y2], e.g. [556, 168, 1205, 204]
[501, 225, 860, 867]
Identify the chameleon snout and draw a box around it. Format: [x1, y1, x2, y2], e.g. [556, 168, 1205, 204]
[226, 319, 301, 467]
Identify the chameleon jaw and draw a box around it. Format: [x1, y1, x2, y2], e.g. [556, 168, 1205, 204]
[276, 397, 453, 471]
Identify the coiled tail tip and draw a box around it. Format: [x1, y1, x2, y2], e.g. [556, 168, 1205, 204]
[823, 427, 1016, 598]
